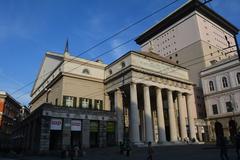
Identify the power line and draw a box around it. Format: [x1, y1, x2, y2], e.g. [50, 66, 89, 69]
[16, 0, 230, 102]
[68, 49, 238, 101]
[20, 44, 237, 103]
[10, 0, 181, 96]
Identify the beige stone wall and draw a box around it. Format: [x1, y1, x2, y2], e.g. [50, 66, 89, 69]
[62, 76, 105, 108]
[47, 78, 63, 105]
[166, 40, 205, 86]
[30, 78, 63, 112]
[208, 115, 240, 140]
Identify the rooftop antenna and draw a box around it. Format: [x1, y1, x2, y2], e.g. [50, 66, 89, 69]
[64, 39, 70, 56]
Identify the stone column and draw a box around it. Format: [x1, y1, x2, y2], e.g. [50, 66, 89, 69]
[130, 83, 140, 143]
[197, 126, 203, 142]
[114, 89, 123, 143]
[156, 87, 166, 143]
[82, 119, 90, 148]
[168, 90, 178, 142]
[99, 121, 107, 147]
[143, 85, 153, 143]
[177, 92, 187, 140]
[104, 93, 111, 111]
[62, 118, 71, 149]
[39, 116, 50, 153]
[140, 109, 146, 142]
[30, 120, 37, 151]
[186, 94, 197, 140]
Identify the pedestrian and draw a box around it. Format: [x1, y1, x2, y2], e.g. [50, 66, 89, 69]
[125, 139, 131, 157]
[147, 141, 154, 160]
[184, 137, 189, 144]
[74, 145, 80, 159]
[119, 141, 124, 155]
[236, 132, 240, 160]
[218, 136, 229, 160]
[70, 145, 74, 160]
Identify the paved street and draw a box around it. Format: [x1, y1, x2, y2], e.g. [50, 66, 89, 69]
[0, 144, 239, 160]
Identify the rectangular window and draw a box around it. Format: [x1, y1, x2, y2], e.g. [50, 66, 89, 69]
[212, 104, 218, 115]
[226, 101, 233, 112]
[63, 96, 76, 107]
[94, 99, 103, 110]
[79, 98, 92, 109]
[55, 98, 58, 106]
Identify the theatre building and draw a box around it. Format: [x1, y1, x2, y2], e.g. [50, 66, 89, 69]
[13, 48, 202, 153]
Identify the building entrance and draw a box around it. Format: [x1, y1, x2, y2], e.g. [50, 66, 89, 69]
[49, 130, 62, 150]
[90, 121, 99, 147]
[215, 122, 224, 145]
[106, 121, 115, 146]
[71, 131, 81, 147]
[229, 120, 237, 142]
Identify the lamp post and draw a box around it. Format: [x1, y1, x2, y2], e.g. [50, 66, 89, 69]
[230, 93, 237, 136]
[45, 88, 52, 103]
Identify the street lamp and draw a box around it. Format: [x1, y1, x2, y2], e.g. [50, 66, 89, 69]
[230, 93, 238, 135]
[45, 88, 52, 103]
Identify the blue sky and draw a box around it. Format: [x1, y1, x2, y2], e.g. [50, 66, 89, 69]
[0, 0, 239, 106]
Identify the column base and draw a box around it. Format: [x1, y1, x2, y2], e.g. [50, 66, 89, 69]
[132, 142, 145, 147]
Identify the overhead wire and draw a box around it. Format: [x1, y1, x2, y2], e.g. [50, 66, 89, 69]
[10, 0, 181, 96]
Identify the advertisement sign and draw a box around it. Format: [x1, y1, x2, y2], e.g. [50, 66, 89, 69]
[90, 121, 99, 132]
[50, 118, 62, 130]
[107, 122, 115, 132]
[71, 120, 81, 131]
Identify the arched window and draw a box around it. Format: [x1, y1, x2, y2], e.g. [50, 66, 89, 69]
[222, 77, 228, 88]
[82, 68, 90, 74]
[109, 69, 112, 75]
[209, 81, 215, 91]
[237, 72, 240, 84]
[121, 61, 126, 68]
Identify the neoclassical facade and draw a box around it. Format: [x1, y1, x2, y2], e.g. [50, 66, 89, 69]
[201, 55, 240, 141]
[105, 51, 198, 143]
[15, 49, 203, 153]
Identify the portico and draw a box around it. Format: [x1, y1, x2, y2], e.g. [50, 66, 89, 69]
[105, 51, 198, 144]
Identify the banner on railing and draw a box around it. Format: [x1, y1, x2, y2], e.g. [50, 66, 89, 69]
[50, 118, 62, 130]
[71, 120, 81, 131]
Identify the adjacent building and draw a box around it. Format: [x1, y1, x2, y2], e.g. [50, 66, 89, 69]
[135, 0, 239, 121]
[201, 55, 240, 141]
[0, 91, 24, 149]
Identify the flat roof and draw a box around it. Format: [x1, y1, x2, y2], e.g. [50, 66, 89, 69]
[135, 0, 239, 45]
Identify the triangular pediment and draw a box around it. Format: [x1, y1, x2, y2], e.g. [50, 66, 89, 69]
[31, 52, 63, 95]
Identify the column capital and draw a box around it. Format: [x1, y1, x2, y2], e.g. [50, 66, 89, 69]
[177, 91, 183, 96]
[104, 92, 109, 96]
[167, 89, 173, 93]
[143, 83, 150, 87]
[130, 82, 137, 85]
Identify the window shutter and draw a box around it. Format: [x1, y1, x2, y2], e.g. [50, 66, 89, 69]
[79, 98, 83, 108]
[63, 96, 66, 106]
[100, 100, 103, 110]
[94, 99, 97, 109]
[73, 97, 77, 107]
[89, 99, 92, 109]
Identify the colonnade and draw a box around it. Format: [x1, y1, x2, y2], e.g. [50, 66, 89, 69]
[112, 82, 197, 144]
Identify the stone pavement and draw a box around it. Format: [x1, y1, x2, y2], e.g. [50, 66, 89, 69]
[0, 144, 239, 160]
